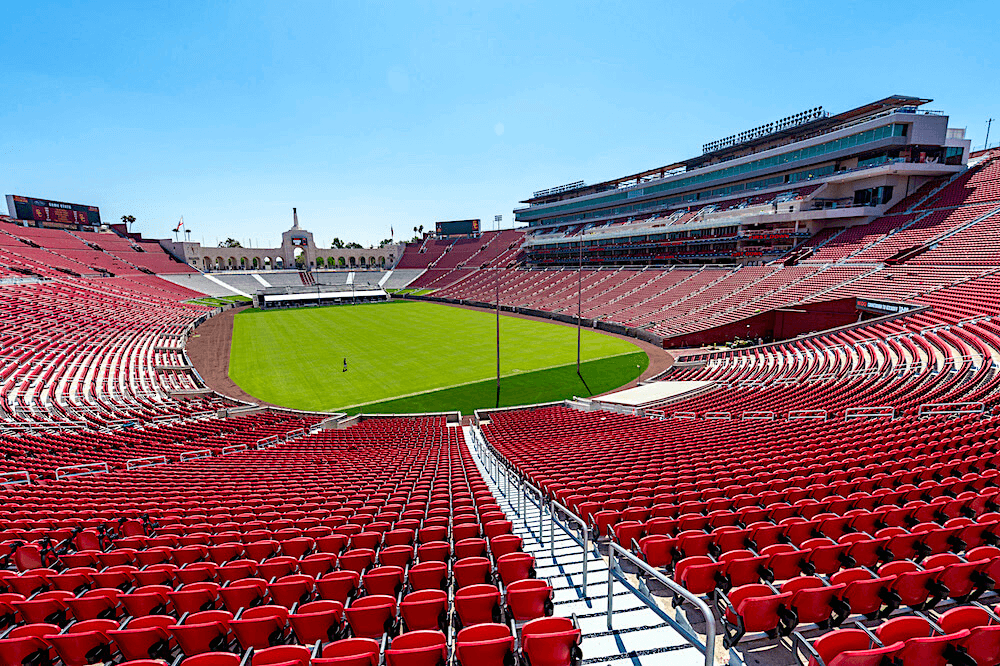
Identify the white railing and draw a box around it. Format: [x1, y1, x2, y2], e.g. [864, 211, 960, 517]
[126, 455, 168, 471]
[56, 462, 109, 480]
[179, 449, 212, 461]
[256, 435, 280, 449]
[549, 500, 590, 592]
[918, 402, 986, 417]
[0, 470, 30, 486]
[222, 444, 248, 455]
[741, 411, 775, 421]
[607, 542, 716, 666]
[845, 406, 895, 420]
[788, 409, 828, 420]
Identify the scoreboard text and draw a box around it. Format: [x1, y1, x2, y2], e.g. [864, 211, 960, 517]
[5, 195, 102, 228]
[435, 219, 480, 236]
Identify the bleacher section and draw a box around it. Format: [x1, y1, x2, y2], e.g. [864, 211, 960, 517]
[0, 277, 231, 429]
[0, 221, 196, 278]
[0, 416, 587, 666]
[402, 231, 526, 290]
[210, 274, 265, 296]
[481, 401, 1000, 666]
[313, 271, 350, 286]
[158, 273, 245, 298]
[381, 269, 427, 289]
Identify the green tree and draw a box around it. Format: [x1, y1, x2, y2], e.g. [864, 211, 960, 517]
[345, 242, 363, 249]
[378, 238, 394, 248]
[218, 238, 243, 248]
[331, 238, 345, 249]
[120, 214, 136, 232]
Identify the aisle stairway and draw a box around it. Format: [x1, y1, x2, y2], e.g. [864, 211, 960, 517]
[464, 425, 711, 665]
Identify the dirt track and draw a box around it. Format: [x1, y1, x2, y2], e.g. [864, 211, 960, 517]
[186, 300, 676, 406]
[186, 305, 283, 407]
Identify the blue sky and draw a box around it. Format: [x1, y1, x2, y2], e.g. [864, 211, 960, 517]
[2, 1, 996, 249]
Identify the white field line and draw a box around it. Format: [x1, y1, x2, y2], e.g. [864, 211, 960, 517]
[330, 350, 644, 411]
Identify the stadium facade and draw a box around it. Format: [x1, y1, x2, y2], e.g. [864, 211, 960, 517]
[160, 209, 404, 272]
[515, 96, 971, 266]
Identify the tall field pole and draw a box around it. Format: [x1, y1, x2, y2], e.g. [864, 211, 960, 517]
[577, 229, 583, 375]
[495, 215, 502, 408]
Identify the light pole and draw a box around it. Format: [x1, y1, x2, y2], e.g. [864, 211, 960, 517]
[495, 215, 502, 407]
[577, 227, 583, 375]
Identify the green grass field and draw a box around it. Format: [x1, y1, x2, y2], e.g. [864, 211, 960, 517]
[228, 300, 647, 413]
[187, 295, 252, 307]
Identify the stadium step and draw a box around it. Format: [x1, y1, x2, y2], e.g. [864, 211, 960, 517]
[463, 425, 709, 666]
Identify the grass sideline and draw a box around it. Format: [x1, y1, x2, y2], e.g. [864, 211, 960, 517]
[228, 300, 645, 412]
[187, 295, 251, 307]
[345, 351, 648, 415]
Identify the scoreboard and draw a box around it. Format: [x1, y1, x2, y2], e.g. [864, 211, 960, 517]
[435, 219, 480, 237]
[5, 195, 101, 228]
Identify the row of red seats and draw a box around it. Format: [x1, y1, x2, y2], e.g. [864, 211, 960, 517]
[0, 417, 582, 666]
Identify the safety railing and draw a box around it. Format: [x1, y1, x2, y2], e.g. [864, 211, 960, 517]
[222, 444, 248, 455]
[126, 455, 168, 471]
[256, 435, 280, 450]
[549, 500, 590, 592]
[741, 411, 774, 421]
[918, 402, 986, 417]
[56, 462, 109, 481]
[607, 542, 716, 666]
[845, 406, 895, 420]
[674, 411, 698, 419]
[704, 411, 732, 420]
[788, 409, 827, 420]
[522, 479, 547, 542]
[0, 470, 30, 486]
[471, 423, 714, 664]
[180, 449, 212, 461]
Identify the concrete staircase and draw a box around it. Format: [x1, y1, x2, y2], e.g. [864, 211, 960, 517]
[465, 425, 709, 666]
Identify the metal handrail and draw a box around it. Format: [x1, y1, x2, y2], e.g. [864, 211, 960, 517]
[523, 479, 547, 540]
[222, 444, 248, 455]
[55, 462, 109, 480]
[788, 409, 827, 420]
[126, 455, 168, 470]
[918, 401, 986, 416]
[0, 470, 30, 486]
[180, 449, 212, 461]
[606, 542, 716, 666]
[549, 500, 589, 592]
[845, 406, 895, 420]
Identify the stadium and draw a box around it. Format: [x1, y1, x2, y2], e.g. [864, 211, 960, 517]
[4, 87, 1000, 666]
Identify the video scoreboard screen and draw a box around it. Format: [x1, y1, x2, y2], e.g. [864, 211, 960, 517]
[435, 219, 480, 237]
[291, 237, 308, 247]
[5, 195, 101, 228]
